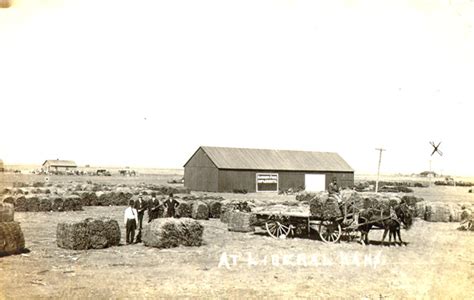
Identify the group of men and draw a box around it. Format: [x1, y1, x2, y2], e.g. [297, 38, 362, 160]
[123, 193, 180, 244]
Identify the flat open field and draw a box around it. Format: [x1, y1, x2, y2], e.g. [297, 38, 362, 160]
[0, 173, 473, 299]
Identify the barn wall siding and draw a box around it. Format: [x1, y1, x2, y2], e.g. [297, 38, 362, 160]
[215, 169, 354, 193]
[218, 170, 257, 193]
[184, 148, 219, 192]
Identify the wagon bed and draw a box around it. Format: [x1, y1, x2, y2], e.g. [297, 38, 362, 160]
[254, 209, 391, 243]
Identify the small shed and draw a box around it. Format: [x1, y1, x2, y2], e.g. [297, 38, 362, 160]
[42, 159, 77, 173]
[0, 159, 4, 172]
[184, 146, 354, 193]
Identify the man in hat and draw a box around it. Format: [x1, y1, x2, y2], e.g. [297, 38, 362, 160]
[148, 195, 161, 222]
[134, 194, 147, 242]
[328, 177, 350, 224]
[124, 199, 139, 244]
[163, 193, 179, 218]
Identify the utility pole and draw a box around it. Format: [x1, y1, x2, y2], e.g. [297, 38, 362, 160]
[375, 148, 386, 193]
[429, 159, 432, 187]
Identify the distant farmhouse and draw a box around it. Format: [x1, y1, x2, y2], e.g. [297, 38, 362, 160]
[184, 146, 354, 193]
[0, 159, 4, 172]
[42, 159, 77, 173]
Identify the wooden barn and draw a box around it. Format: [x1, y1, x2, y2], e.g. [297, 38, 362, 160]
[0, 159, 4, 172]
[183, 146, 354, 193]
[42, 159, 77, 173]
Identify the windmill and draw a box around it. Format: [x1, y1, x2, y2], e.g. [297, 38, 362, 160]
[430, 141, 443, 156]
[428, 141, 443, 186]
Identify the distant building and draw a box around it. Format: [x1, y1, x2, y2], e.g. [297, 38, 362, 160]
[184, 146, 354, 193]
[42, 159, 77, 173]
[0, 159, 4, 172]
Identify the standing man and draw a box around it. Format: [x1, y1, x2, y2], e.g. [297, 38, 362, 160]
[124, 199, 138, 244]
[134, 194, 147, 243]
[148, 195, 160, 222]
[164, 193, 179, 218]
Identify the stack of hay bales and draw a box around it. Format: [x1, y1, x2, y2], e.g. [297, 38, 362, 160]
[142, 218, 203, 248]
[0, 202, 25, 256]
[227, 211, 256, 232]
[191, 201, 209, 220]
[309, 193, 342, 219]
[57, 218, 120, 250]
[220, 201, 253, 223]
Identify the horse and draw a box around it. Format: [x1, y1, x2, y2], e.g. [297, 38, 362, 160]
[358, 203, 413, 246]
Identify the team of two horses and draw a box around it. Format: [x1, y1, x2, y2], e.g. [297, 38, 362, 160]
[349, 201, 414, 246]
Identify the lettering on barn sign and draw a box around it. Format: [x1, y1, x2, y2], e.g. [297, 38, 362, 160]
[256, 173, 278, 192]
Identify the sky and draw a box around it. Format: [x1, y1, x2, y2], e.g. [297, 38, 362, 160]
[1, 0, 473, 176]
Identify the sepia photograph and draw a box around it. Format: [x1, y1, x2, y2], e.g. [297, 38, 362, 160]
[1, 0, 473, 298]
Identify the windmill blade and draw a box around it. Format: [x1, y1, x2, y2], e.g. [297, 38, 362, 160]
[437, 149, 443, 156]
[436, 141, 442, 148]
[429, 141, 435, 147]
[431, 148, 437, 156]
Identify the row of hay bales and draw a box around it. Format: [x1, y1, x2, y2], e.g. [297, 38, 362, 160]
[1, 195, 82, 212]
[5, 181, 191, 195]
[414, 201, 473, 223]
[0, 202, 26, 256]
[56, 216, 205, 250]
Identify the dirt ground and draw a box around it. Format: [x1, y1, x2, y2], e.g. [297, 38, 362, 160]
[0, 175, 473, 299]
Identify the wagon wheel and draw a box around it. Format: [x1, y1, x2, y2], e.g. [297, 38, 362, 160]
[265, 216, 293, 239]
[318, 220, 342, 243]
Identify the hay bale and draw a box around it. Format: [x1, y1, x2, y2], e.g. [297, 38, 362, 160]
[56, 218, 120, 250]
[0, 222, 25, 256]
[94, 192, 105, 206]
[115, 192, 131, 206]
[64, 195, 82, 211]
[448, 204, 462, 222]
[2, 195, 15, 205]
[425, 204, 451, 222]
[25, 195, 40, 212]
[401, 195, 423, 207]
[51, 197, 64, 211]
[191, 201, 209, 220]
[176, 201, 192, 218]
[14, 196, 28, 212]
[220, 210, 232, 224]
[296, 192, 317, 202]
[86, 218, 121, 249]
[56, 221, 89, 250]
[415, 201, 427, 218]
[142, 218, 203, 248]
[83, 192, 98, 206]
[39, 197, 52, 212]
[227, 211, 256, 232]
[208, 201, 222, 218]
[0, 203, 14, 222]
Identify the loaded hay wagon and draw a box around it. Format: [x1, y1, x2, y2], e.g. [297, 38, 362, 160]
[254, 193, 398, 244]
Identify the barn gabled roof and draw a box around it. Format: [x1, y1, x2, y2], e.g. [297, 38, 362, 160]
[42, 160, 77, 167]
[185, 146, 353, 172]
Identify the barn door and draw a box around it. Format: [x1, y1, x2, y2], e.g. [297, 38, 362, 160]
[305, 174, 326, 192]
